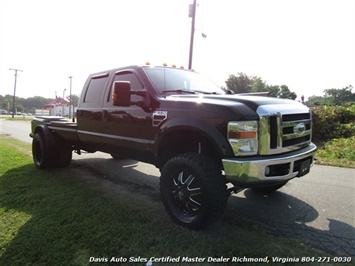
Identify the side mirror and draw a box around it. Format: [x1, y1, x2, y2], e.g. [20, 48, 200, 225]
[112, 81, 131, 106]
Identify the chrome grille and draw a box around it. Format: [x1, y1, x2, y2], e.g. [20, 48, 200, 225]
[281, 113, 311, 148]
[257, 104, 312, 155]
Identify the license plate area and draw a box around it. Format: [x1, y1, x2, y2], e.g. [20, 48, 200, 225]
[295, 158, 311, 177]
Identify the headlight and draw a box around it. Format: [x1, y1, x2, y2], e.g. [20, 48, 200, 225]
[228, 121, 258, 156]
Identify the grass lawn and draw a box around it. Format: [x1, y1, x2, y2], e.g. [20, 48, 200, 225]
[315, 137, 355, 168]
[0, 135, 345, 265]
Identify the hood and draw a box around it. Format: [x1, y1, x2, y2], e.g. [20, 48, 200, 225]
[161, 94, 309, 121]
[166, 94, 300, 111]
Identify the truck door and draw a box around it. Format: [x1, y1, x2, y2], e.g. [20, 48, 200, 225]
[101, 70, 153, 162]
[77, 72, 108, 147]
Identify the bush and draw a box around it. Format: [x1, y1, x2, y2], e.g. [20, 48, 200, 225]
[316, 137, 355, 161]
[312, 105, 355, 144]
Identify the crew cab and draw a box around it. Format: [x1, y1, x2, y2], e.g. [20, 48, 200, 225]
[30, 65, 316, 228]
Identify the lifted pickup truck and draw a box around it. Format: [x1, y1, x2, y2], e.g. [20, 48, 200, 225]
[30, 64, 316, 228]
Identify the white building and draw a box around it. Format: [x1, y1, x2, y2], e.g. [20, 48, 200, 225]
[44, 97, 77, 117]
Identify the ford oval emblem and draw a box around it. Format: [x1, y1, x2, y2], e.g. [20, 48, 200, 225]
[294, 123, 306, 135]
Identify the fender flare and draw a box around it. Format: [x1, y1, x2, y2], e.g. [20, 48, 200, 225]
[154, 117, 233, 160]
[32, 125, 57, 149]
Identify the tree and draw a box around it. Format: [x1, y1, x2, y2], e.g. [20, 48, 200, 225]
[267, 85, 280, 98]
[224, 73, 297, 100]
[0, 95, 12, 110]
[224, 73, 254, 93]
[307, 95, 331, 106]
[306, 85, 355, 106]
[278, 85, 297, 100]
[66, 94, 79, 106]
[265, 85, 297, 100]
[251, 77, 268, 93]
[20, 96, 49, 111]
[324, 85, 355, 106]
[0, 94, 54, 113]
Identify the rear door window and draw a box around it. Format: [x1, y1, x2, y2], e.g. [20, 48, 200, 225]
[84, 74, 109, 103]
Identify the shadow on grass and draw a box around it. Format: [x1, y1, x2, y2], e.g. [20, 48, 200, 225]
[1, 159, 353, 265]
[0, 163, 165, 265]
[73, 156, 355, 257]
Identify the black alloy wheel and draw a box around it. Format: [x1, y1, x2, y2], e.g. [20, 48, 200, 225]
[160, 153, 228, 229]
[171, 169, 203, 216]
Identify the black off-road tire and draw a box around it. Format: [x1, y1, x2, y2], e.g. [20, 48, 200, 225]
[32, 132, 53, 169]
[56, 144, 72, 167]
[32, 132, 72, 169]
[160, 153, 228, 229]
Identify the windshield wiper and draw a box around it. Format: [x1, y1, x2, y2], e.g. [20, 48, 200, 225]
[162, 89, 196, 94]
[192, 90, 222, 95]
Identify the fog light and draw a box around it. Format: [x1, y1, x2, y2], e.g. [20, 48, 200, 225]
[265, 166, 271, 176]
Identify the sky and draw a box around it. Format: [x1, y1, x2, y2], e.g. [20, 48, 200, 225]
[0, 0, 354, 101]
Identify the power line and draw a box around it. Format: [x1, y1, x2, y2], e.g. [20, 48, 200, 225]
[9, 68, 23, 118]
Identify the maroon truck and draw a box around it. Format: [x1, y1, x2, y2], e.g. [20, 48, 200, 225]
[30, 65, 316, 228]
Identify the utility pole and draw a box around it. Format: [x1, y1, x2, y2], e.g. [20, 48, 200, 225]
[188, 0, 197, 70]
[9, 68, 23, 118]
[68, 76, 72, 119]
[62, 88, 66, 117]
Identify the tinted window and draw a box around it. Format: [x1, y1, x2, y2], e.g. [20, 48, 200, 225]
[144, 67, 224, 94]
[110, 72, 144, 102]
[84, 75, 108, 103]
[114, 73, 143, 90]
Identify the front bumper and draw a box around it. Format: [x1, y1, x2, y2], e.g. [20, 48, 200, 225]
[222, 143, 317, 187]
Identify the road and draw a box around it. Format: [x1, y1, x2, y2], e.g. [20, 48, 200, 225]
[1, 119, 354, 256]
[0, 119, 33, 143]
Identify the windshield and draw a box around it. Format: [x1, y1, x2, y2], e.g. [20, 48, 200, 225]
[143, 66, 224, 95]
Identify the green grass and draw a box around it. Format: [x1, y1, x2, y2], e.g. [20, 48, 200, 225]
[315, 137, 355, 168]
[0, 135, 341, 265]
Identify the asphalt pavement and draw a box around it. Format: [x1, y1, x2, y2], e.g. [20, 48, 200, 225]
[228, 165, 355, 256]
[1, 119, 354, 256]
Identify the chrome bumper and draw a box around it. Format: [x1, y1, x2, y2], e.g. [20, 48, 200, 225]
[222, 143, 317, 187]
